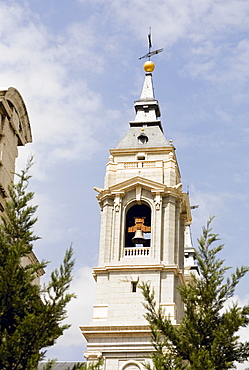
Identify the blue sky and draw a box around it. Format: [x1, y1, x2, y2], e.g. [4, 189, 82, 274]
[1, 0, 249, 367]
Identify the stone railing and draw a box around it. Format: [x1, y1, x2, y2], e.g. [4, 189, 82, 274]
[124, 162, 138, 169]
[142, 161, 156, 168]
[124, 161, 156, 169]
[124, 247, 150, 256]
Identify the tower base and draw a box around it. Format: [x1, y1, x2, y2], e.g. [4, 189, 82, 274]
[81, 325, 153, 370]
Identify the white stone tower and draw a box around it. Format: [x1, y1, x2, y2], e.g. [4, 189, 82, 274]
[81, 61, 192, 370]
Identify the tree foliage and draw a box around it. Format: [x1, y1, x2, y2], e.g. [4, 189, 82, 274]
[141, 218, 249, 370]
[40, 359, 103, 370]
[0, 159, 76, 370]
[70, 359, 103, 370]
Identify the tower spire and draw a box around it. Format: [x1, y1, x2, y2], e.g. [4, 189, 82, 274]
[139, 72, 155, 100]
[133, 72, 161, 124]
[130, 29, 163, 126]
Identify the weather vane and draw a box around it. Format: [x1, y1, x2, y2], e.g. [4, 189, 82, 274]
[139, 28, 163, 60]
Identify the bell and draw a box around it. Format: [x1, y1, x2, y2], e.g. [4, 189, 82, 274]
[132, 229, 146, 245]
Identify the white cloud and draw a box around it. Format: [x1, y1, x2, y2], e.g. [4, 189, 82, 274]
[74, 0, 249, 91]
[76, 0, 249, 43]
[189, 186, 249, 241]
[0, 2, 119, 175]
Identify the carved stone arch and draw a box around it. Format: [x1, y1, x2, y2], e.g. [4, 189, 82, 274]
[124, 196, 153, 213]
[122, 183, 154, 213]
[4, 87, 32, 145]
[120, 360, 143, 370]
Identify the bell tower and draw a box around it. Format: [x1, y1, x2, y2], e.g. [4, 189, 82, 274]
[81, 61, 192, 370]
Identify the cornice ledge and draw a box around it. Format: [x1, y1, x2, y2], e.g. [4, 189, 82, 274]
[94, 180, 191, 214]
[93, 264, 183, 277]
[81, 324, 151, 340]
[166, 189, 184, 198]
[81, 324, 150, 332]
[110, 147, 175, 155]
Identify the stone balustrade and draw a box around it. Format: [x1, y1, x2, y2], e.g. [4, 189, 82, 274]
[124, 247, 150, 256]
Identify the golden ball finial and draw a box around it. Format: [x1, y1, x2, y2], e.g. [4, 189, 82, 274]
[144, 60, 155, 72]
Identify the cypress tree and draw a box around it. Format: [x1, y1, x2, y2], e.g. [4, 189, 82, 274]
[141, 218, 249, 370]
[0, 159, 75, 370]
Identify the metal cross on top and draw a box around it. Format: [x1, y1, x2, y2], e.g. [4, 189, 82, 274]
[139, 28, 163, 60]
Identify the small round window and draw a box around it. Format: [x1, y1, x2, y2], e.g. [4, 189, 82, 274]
[137, 133, 148, 144]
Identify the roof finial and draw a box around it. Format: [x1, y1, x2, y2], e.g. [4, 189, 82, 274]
[139, 28, 163, 72]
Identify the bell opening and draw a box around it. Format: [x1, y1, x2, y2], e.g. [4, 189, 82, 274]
[125, 204, 151, 248]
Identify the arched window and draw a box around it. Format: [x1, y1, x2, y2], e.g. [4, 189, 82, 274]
[125, 204, 151, 248]
[123, 364, 140, 370]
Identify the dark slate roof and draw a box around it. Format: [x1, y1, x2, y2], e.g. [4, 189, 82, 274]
[115, 125, 171, 149]
[38, 362, 85, 370]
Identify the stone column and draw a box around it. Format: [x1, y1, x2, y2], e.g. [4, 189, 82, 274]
[98, 198, 114, 265]
[152, 191, 162, 261]
[111, 193, 123, 262]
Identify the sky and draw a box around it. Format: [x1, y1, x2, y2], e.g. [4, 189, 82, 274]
[1, 0, 249, 367]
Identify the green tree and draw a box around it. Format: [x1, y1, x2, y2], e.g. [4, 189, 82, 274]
[0, 159, 76, 370]
[141, 218, 249, 370]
